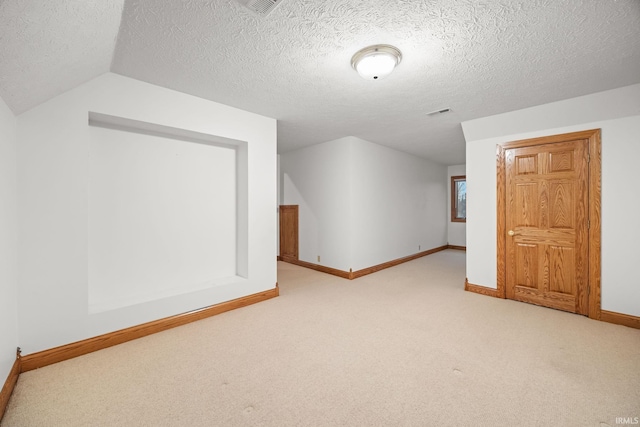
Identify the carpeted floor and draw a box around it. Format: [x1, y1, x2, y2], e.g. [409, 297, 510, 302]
[2, 250, 639, 426]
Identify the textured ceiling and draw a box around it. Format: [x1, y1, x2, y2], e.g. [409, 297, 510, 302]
[0, 0, 125, 115]
[2, 0, 640, 165]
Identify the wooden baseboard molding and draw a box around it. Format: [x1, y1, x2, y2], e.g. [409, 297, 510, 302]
[447, 245, 466, 251]
[351, 245, 449, 279]
[464, 280, 638, 329]
[600, 310, 640, 329]
[281, 245, 449, 280]
[21, 286, 279, 372]
[280, 257, 351, 279]
[0, 349, 21, 422]
[464, 278, 499, 298]
[277, 256, 282, 261]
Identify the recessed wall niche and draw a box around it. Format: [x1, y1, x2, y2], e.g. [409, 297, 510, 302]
[87, 112, 248, 313]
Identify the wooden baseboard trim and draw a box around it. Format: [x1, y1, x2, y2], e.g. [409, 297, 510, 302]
[351, 245, 449, 279]
[21, 286, 279, 372]
[600, 310, 640, 329]
[281, 245, 449, 280]
[280, 257, 351, 279]
[464, 278, 499, 298]
[447, 245, 466, 251]
[464, 279, 639, 328]
[0, 349, 21, 422]
[277, 256, 282, 261]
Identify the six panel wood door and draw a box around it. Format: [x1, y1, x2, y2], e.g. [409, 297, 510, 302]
[505, 139, 589, 314]
[279, 205, 298, 261]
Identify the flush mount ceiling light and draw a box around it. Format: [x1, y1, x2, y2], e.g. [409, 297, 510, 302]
[351, 44, 402, 80]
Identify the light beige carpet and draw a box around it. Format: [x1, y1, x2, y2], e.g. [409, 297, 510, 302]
[2, 250, 639, 426]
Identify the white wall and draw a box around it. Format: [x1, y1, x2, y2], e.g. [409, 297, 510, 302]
[350, 138, 447, 271]
[447, 164, 466, 247]
[280, 136, 447, 272]
[88, 127, 237, 313]
[462, 83, 640, 317]
[17, 73, 277, 354]
[0, 95, 19, 382]
[280, 137, 353, 271]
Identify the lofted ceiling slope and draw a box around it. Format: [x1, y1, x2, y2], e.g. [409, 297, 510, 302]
[0, 0, 125, 115]
[1, 0, 639, 165]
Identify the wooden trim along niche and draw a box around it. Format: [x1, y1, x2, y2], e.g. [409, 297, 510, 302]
[496, 129, 602, 319]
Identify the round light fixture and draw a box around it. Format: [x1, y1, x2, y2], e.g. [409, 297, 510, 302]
[351, 44, 402, 80]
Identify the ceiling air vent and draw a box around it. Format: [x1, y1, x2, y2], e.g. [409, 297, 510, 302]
[426, 108, 451, 116]
[236, 0, 283, 17]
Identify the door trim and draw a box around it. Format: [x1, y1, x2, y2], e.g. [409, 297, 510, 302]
[496, 129, 601, 319]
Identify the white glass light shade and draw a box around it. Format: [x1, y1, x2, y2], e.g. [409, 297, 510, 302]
[351, 45, 402, 80]
[355, 53, 396, 79]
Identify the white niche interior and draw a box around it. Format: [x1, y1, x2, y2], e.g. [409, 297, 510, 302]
[88, 112, 248, 313]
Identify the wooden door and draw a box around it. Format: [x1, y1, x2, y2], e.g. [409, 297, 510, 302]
[505, 138, 589, 314]
[279, 205, 298, 261]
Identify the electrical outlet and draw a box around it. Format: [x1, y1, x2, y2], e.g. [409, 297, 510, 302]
[317, 255, 321, 262]
[419, 245, 421, 251]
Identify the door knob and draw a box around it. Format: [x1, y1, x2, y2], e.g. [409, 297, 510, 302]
[508, 230, 515, 236]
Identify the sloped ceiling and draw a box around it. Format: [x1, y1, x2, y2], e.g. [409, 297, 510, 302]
[1, 0, 640, 165]
[0, 0, 125, 115]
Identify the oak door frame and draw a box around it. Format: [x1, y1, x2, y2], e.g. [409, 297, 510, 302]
[496, 129, 601, 320]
